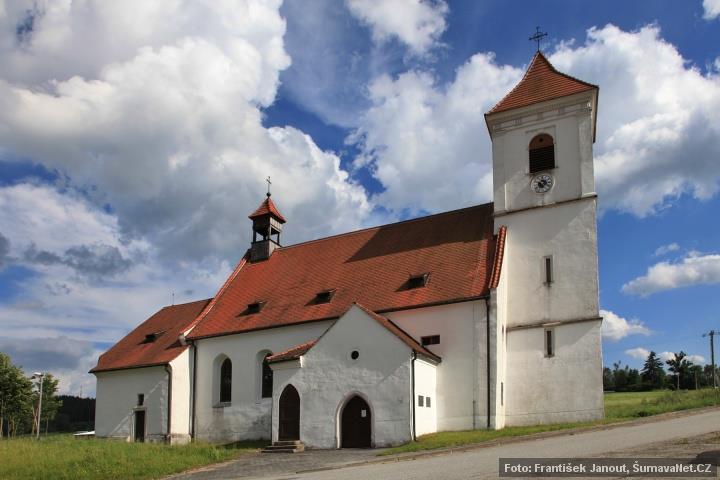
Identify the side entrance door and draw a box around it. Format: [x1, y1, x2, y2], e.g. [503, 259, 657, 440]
[278, 385, 300, 440]
[134, 410, 146, 442]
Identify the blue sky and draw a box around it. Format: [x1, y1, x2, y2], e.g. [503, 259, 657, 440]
[0, 0, 719, 395]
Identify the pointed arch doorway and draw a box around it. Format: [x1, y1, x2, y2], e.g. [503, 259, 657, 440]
[341, 395, 371, 448]
[278, 385, 300, 441]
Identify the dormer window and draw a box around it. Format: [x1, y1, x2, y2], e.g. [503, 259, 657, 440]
[142, 331, 165, 343]
[314, 289, 336, 304]
[407, 273, 430, 290]
[529, 134, 555, 173]
[246, 301, 266, 314]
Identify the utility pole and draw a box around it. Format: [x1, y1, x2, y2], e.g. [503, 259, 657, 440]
[703, 330, 717, 389]
[32, 372, 45, 439]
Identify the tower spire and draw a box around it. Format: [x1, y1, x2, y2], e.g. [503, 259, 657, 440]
[266, 176, 272, 197]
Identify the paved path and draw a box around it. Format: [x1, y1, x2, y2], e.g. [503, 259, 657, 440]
[171, 409, 720, 480]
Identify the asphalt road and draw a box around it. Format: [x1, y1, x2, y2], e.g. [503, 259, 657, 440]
[263, 409, 720, 480]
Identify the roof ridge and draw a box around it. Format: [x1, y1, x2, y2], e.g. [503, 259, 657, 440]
[160, 298, 213, 310]
[277, 202, 493, 252]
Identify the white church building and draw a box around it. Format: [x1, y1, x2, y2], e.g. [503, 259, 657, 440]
[91, 52, 604, 448]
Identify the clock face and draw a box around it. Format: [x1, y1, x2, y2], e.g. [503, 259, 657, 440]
[531, 173, 554, 194]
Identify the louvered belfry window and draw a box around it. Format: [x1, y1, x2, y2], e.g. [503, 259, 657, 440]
[529, 134, 555, 173]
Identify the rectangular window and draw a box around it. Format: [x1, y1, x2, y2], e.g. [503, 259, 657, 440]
[421, 335, 440, 346]
[137, 394, 144, 406]
[544, 256, 553, 285]
[545, 329, 555, 357]
[501, 382, 504, 406]
[426, 397, 431, 408]
[418, 395, 424, 407]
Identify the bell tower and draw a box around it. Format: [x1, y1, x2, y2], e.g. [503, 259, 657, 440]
[248, 183, 286, 262]
[484, 50, 604, 427]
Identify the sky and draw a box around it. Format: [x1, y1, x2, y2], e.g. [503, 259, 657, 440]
[0, 0, 719, 396]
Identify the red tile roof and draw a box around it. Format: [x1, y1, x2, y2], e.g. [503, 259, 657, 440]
[91, 299, 212, 373]
[249, 195, 286, 223]
[266, 340, 317, 363]
[487, 51, 597, 115]
[187, 203, 496, 340]
[489, 225, 507, 290]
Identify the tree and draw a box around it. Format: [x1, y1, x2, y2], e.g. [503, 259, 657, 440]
[666, 351, 692, 390]
[0, 353, 33, 438]
[641, 351, 665, 389]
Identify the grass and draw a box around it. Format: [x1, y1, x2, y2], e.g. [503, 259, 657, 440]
[0, 435, 264, 480]
[382, 389, 720, 455]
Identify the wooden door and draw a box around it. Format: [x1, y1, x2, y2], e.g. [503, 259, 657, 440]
[134, 410, 145, 442]
[341, 396, 371, 448]
[278, 385, 300, 440]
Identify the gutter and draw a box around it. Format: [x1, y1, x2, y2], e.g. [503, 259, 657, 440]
[165, 365, 172, 443]
[411, 351, 417, 441]
[190, 340, 197, 440]
[485, 298, 491, 429]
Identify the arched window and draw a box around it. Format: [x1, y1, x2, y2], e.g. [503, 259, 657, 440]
[261, 353, 273, 398]
[220, 358, 232, 403]
[529, 134, 555, 173]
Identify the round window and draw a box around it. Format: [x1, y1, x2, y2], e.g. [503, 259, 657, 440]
[350, 350, 359, 360]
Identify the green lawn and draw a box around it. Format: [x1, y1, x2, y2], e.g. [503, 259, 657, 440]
[382, 389, 720, 455]
[0, 435, 264, 480]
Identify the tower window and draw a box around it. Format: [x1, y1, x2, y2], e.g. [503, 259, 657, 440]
[544, 256, 554, 285]
[529, 134, 555, 173]
[545, 329, 555, 358]
[407, 272, 430, 289]
[137, 394, 144, 406]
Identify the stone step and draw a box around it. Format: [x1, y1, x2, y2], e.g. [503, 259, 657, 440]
[261, 441, 305, 453]
[272, 440, 303, 446]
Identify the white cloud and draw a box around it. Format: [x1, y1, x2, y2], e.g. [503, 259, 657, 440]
[0, 0, 372, 263]
[654, 243, 680, 257]
[345, 0, 448, 54]
[551, 25, 720, 216]
[349, 24, 720, 218]
[625, 347, 650, 360]
[659, 351, 705, 365]
[350, 53, 521, 214]
[601, 309, 652, 341]
[622, 252, 720, 296]
[703, 0, 720, 19]
[688, 354, 706, 364]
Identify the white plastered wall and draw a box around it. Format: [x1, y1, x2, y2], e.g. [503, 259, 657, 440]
[94, 366, 168, 442]
[168, 349, 192, 443]
[270, 305, 415, 448]
[413, 357, 437, 436]
[193, 320, 333, 442]
[504, 320, 604, 425]
[388, 300, 487, 431]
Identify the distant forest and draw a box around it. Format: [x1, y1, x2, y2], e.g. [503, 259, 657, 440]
[51, 395, 95, 432]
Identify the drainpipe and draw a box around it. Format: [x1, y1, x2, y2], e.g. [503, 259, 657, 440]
[411, 351, 417, 441]
[165, 365, 172, 443]
[190, 340, 197, 441]
[486, 298, 491, 429]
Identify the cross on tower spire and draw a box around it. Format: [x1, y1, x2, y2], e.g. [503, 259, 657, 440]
[529, 26, 547, 52]
[266, 176, 272, 197]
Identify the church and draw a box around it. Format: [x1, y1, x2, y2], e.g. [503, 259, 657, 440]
[91, 52, 604, 449]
